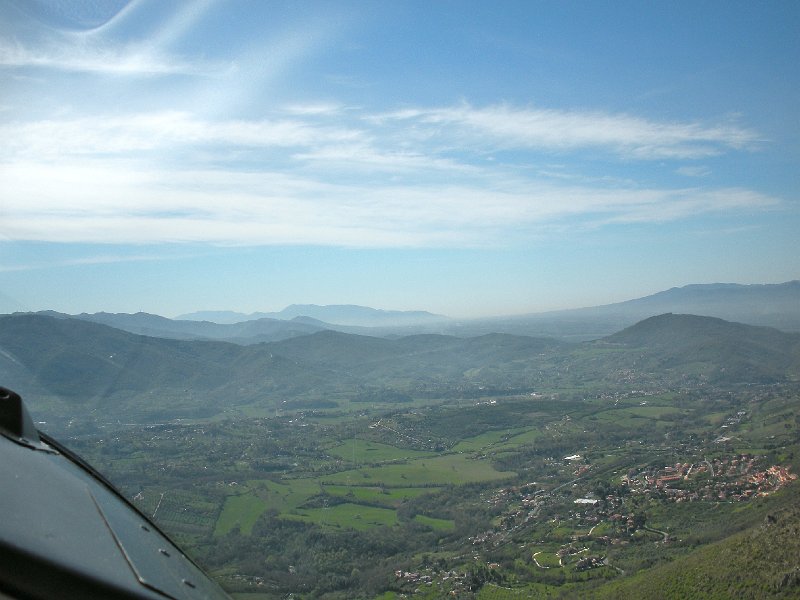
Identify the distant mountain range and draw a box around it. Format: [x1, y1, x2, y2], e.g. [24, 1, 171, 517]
[2, 311, 798, 426]
[553, 280, 800, 327]
[176, 304, 449, 327]
[39, 281, 794, 345]
[181, 281, 799, 337]
[446, 280, 800, 339]
[57, 311, 326, 343]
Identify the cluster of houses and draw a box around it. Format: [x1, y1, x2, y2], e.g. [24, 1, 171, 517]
[623, 455, 797, 502]
[394, 570, 434, 586]
[463, 451, 798, 580]
[405, 446, 797, 593]
[393, 567, 482, 595]
[574, 555, 605, 571]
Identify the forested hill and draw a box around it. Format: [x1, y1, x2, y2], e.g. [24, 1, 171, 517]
[544, 280, 800, 330]
[605, 312, 799, 347]
[26, 281, 800, 344]
[264, 329, 566, 376]
[0, 315, 566, 412]
[39, 310, 328, 343]
[446, 280, 800, 339]
[0, 313, 335, 406]
[1, 312, 798, 425]
[596, 313, 800, 382]
[586, 482, 800, 600]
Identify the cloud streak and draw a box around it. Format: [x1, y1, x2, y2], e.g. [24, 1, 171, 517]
[0, 0, 774, 254]
[378, 103, 761, 160]
[0, 36, 217, 75]
[0, 112, 365, 158]
[1, 101, 760, 165]
[0, 158, 779, 248]
[0, 252, 187, 273]
[0, 91, 777, 249]
[0, 0, 220, 76]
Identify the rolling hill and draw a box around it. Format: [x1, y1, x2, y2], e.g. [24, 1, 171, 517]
[1, 312, 798, 425]
[586, 483, 800, 599]
[68, 311, 327, 343]
[448, 280, 800, 339]
[595, 313, 800, 382]
[0, 314, 338, 420]
[18, 281, 799, 347]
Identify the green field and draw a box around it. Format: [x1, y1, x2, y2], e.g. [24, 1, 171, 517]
[452, 426, 543, 452]
[328, 438, 435, 463]
[290, 502, 399, 530]
[251, 479, 321, 511]
[322, 453, 515, 486]
[593, 406, 681, 426]
[215, 479, 326, 536]
[214, 451, 510, 538]
[477, 583, 558, 599]
[324, 485, 437, 505]
[215, 476, 455, 537]
[620, 405, 683, 419]
[413, 514, 455, 531]
[533, 548, 562, 568]
[452, 429, 517, 452]
[215, 493, 267, 536]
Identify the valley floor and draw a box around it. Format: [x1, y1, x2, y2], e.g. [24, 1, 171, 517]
[65, 381, 800, 599]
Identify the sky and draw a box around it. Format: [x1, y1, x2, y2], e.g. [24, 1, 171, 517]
[1, 0, 798, 318]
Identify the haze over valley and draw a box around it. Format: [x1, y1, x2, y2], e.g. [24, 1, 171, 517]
[2, 281, 800, 598]
[1, 1, 798, 598]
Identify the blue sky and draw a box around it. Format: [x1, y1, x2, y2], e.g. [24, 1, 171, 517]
[1, 0, 798, 318]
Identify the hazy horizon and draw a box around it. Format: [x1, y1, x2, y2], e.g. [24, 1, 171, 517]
[1, 1, 798, 318]
[2, 279, 797, 322]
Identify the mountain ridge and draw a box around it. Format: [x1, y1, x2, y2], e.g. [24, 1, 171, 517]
[540, 280, 800, 322]
[450, 280, 800, 339]
[2, 311, 799, 426]
[27, 310, 328, 344]
[596, 313, 800, 382]
[12, 281, 799, 345]
[176, 304, 449, 327]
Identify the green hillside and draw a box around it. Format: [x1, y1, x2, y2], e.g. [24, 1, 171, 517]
[0, 314, 340, 419]
[596, 313, 800, 382]
[585, 483, 800, 599]
[2, 312, 800, 430]
[11, 309, 794, 598]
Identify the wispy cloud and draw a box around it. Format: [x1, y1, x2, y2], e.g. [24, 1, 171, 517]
[0, 91, 777, 249]
[0, 37, 217, 75]
[0, 112, 365, 158]
[282, 102, 347, 116]
[376, 103, 761, 160]
[1, 101, 760, 169]
[0, 0, 220, 76]
[0, 158, 779, 248]
[0, 252, 184, 273]
[676, 165, 712, 177]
